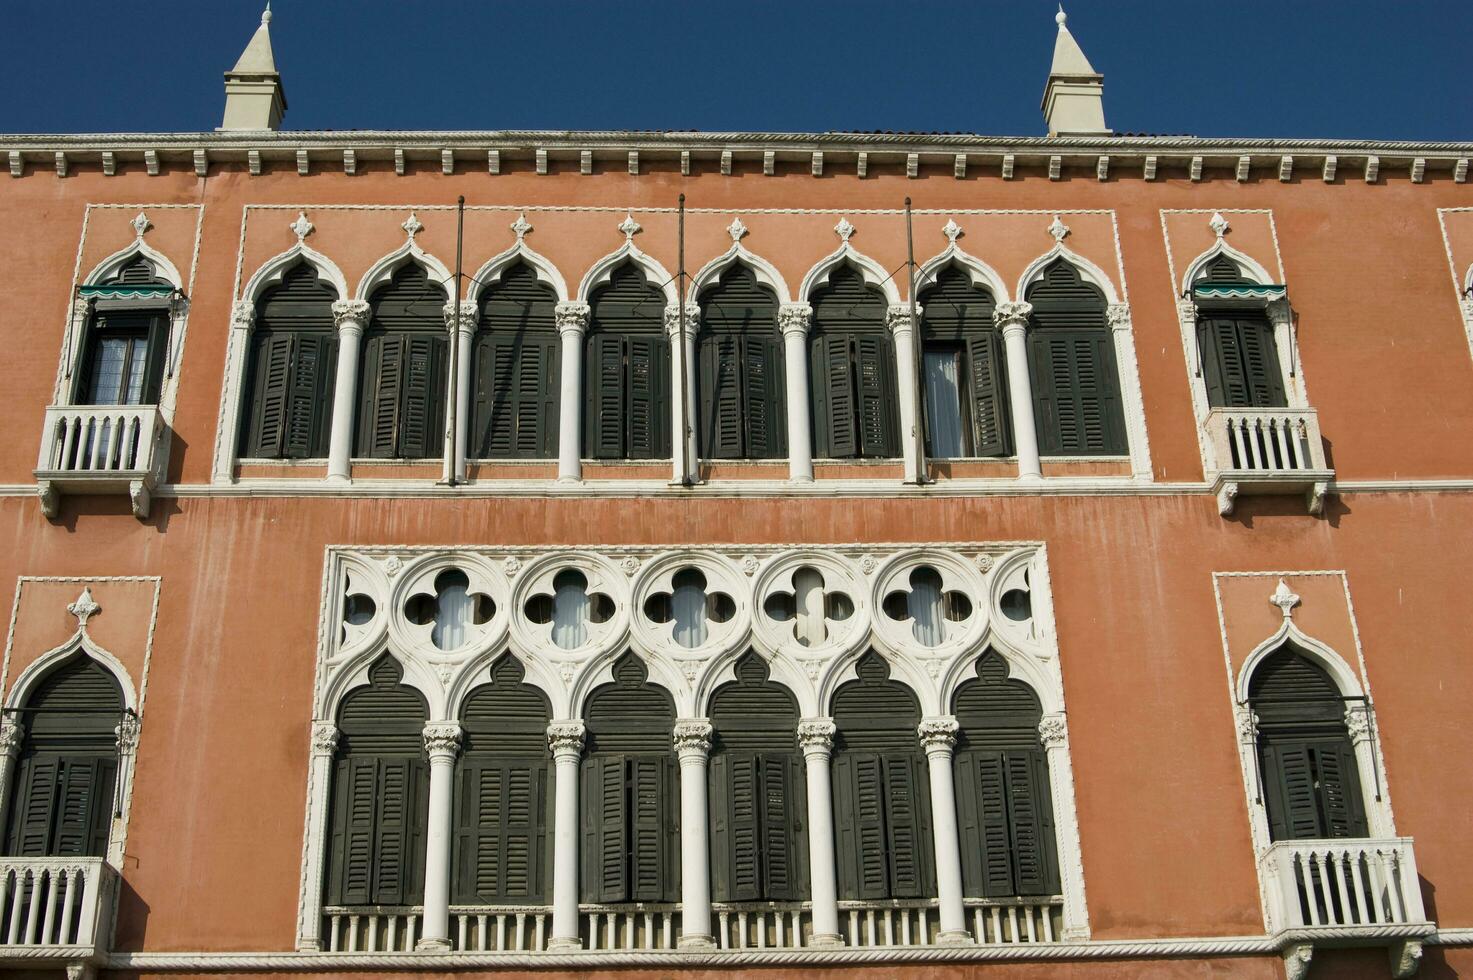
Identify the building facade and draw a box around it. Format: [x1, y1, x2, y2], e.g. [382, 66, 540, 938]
[2, 8, 1472, 979]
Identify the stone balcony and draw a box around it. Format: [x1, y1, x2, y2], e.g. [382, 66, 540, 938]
[35, 404, 167, 520]
[0, 857, 119, 973]
[1204, 407, 1334, 516]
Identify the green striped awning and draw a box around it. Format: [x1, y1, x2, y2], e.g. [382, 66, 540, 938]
[79, 283, 174, 301]
[1192, 282, 1286, 302]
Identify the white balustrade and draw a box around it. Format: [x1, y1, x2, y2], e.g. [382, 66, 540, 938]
[1203, 407, 1332, 515]
[322, 906, 421, 953]
[35, 404, 166, 518]
[450, 906, 550, 952]
[0, 857, 116, 952]
[712, 902, 810, 950]
[579, 904, 681, 951]
[963, 897, 1062, 944]
[1261, 838, 1428, 933]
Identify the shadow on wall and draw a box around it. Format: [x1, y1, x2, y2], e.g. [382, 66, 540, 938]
[113, 874, 150, 952]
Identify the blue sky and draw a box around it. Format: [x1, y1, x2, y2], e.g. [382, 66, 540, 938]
[4, 0, 1470, 139]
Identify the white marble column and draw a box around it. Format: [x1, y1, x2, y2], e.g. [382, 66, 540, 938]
[993, 302, 1041, 480]
[546, 721, 586, 951]
[554, 302, 590, 482]
[417, 722, 462, 951]
[0, 719, 25, 838]
[798, 719, 843, 947]
[1038, 713, 1090, 941]
[327, 300, 370, 483]
[444, 300, 476, 483]
[887, 305, 924, 484]
[296, 721, 339, 951]
[665, 305, 699, 484]
[778, 303, 814, 482]
[919, 717, 971, 944]
[674, 719, 715, 948]
[1344, 703, 1392, 838]
[1106, 303, 1152, 481]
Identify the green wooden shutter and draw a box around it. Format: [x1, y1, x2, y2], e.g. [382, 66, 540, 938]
[819, 337, 858, 458]
[358, 334, 405, 457]
[833, 752, 889, 900]
[479, 338, 516, 457]
[882, 755, 931, 899]
[700, 334, 744, 459]
[1238, 318, 1287, 407]
[7, 757, 61, 857]
[455, 760, 547, 903]
[1199, 316, 1288, 409]
[455, 761, 501, 903]
[52, 757, 116, 858]
[1005, 751, 1058, 895]
[472, 339, 498, 456]
[744, 337, 784, 458]
[627, 335, 668, 459]
[1315, 743, 1369, 839]
[585, 334, 625, 458]
[960, 750, 1017, 896]
[965, 333, 1011, 456]
[630, 756, 669, 901]
[247, 333, 294, 457]
[284, 334, 333, 458]
[583, 755, 629, 902]
[398, 336, 442, 459]
[725, 754, 762, 900]
[330, 756, 379, 905]
[1262, 743, 1324, 841]
[535, 337, 560, 458]
[855, 335, 895, 457]
[477, 337, 558, 459]
[709, 753, 732, 901]
[373, 757, 421, 905]
[760, 754, 800, 900]
[500, 761, 546, 899]
[1029, 333, 1125, 455]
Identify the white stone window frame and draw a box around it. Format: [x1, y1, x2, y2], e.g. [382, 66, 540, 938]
[1160, 210, 1313, 480]
[1211, 571, 1401, 931]
[297, 543, 1090, 950]
[1434, 208, 1473, 364]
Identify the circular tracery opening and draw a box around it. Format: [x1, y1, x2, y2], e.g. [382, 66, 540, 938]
[405, 569, 495, 651]
[643, 567, 735, 648]
[882, 566, 972, 647]
[761, 565, 854, 647]
[524, 569, 616, 650]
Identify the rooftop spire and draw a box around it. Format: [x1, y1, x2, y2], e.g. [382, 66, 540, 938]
[1041, 6, 1110, 137]
[221, 3, 287, 131]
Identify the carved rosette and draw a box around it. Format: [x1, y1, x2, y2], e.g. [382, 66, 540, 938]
[992, 301, 1033, 332]
[331, 299, 370, 333]
[310, 721, 341, 756]
[673, 720, 714, 761]
[546, 721, 586, 759]
[1037, 713, 1069, 748]
[554, 301, 591, 337]
[663, 304, 701, 337]
[443, 300, 477, 335]
[422, 722, 463, 761]
[885, 305, 919, 335]
[1344, 703, 1373, 744]
[1106, 304, 1132, 330]
[777, 303, 812, 338]
[231, 300, 256, 332]
[917, 717, 960, 756]
[797, 719, 837, 757]
[115, 714, 141, 755]
[0, 719, 25, 757]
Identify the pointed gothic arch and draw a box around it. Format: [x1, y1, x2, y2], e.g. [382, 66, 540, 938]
[576, 242, 678, 305]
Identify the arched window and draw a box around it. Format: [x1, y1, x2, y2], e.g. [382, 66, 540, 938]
[581, 652, 678, 902]
[238, 262, 339, 459]
[918, 267, 1009, 458]
[809, 267, 899, 459]
[708, 651, 807, 903]
[1249, 646, 1368, 841]
[472, 262, 559, 459]
[584, 264, 670, 460]
[454, 654, 552, 904]
[3, 656, 123, 858]
[1194, 255, 1287, 408]
[324, 656, 430, 908]
[75, 257, 172, 407]
[952, 651, 1059, 898]
[1025, 259, 1127, 455]
[831, 651, 934, 900]
[355, 264, 448, 459]
[696, 265, 785, 459]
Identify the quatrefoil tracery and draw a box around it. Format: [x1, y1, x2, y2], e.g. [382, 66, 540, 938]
[762, 566, 855, 648]
[643, 568, 735, 649]
[404, 568, 496, 652]
[524, 569, 616, 651]
[882, 566, 974, 647]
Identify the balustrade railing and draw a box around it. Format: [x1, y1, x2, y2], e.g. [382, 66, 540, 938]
[35, 404, 166, 518]
[0, 857, 116, 953]
[713, 901, 810, 949]
[321, 906, 421, 953]
[1203, 407, 1331, 514]
[450, 905, 550, 952]
[1261, 838, 1428, 933]
[579, 903, 681, 951]
[964, 897, 1061, 944]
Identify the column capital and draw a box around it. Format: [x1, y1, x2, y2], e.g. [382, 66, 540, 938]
[778, 303, 813, 338]
[992, 301, 1033, 331]
[1235, 707, 1259, 745]
[1038, 713, 1069, 748]
[331, 299, 370, 333]
[546, 720, 586, 758]
[1344, 703, 1373, 745]
[231, 299, 256, 332]
[918, 716, 960, 756]
[664, 304, 701, 337]
[443, 300, 477, 335]
[1105, 303, 1133, 330]
[0, 718, 24, 757]
[114, 714, 141, 756]
[886, 304, 920, 334]
[71, 297, 93, 322]
[1265, 297, 1293, 327]
[1176, 298, 1199, 323]
[423, 721, 463, 761]
[554, 301, 591, 337]
[673, 718, 714, 760]
[798, 718, 837, 757]
[310, 720, 340, 756]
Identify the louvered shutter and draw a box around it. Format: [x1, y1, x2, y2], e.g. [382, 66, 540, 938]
[725, 754, 762, 900]
[329, 756, 379, 905]
[247, 333, 294, 457]
[7, 757, 61, 856]
[359, 335, 405, 457]
[834, 752, 890, 900]
[1262, 743, 1325, 841]
[455, 761, 502, 903]
[501, 761, 545, 899]
[700, 335, 744, 459]
[398, 336, 442, 459]
[373, 758, 419, 905]
[139, 312, 170, 405]
[760, 754, 800, 900]
[1315, 743, 1369, 839]
[972, 750, 1017, 896]
[284, 334, 333, 458]
[630, 757, 669, 901]
[1200, 318, 1248, 407]
[709, 754, 733, 900]
[1029, 333, 1125, 455]
[819, 337, 858, 458]
[883, 756, 931, 899]
[585, 335, 625, 458]
[52, 757, 115, 857]
[744, 338, 784, 458]
[627, 336, 668, 459]
[472, 340, 499, 457]
[1238, 318, 1287, 407]
[583, 755, 628, 902]
[480, 338, 516, 457]
[855, 335, 895, 457]
[965, 333, 1011, 456]
[1005, 751, 1058, 895]
[534, 338, 559, 457]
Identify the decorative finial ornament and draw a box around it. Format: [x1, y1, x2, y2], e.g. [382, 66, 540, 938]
[289, 211, 313, 244]
[618, 212, 641, 242]
[834, 217, 856, 243]
[402, 212, 424, 240]
[727, 216, 748, 243]
[510, 212, 532, 241]
[67, 587, 101, 629]
[942, 218, 963, 244]
[130, 211, 151, 239]
[1047, 215, 1070, 243]
[1270, 579, 1301, 620]
[1056, 4, 1067, 26]
[1209, 211, 1230, 239]
[262, 1, 271, 25]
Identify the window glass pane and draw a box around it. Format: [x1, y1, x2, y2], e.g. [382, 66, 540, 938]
[432, 573, 472, 650]
[672, 581, 708, 648]
[551, 574, 590, 649]
[88, 337, 129, 404]
[923, 350, 965, 458]
[123, 337, 149, 404]
[793, 567, 826, 648]
[907, 568, 946, 647]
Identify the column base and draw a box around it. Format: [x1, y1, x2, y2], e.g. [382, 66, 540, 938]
[936, 929, 975, 946]
[325, 472, 351, 485]
[677, 933, 715, 950]
[556, 475, 583, 485]
[807, 932, 844, 949]
[415, 937, 453, 953]
[547, 936, 584, 952]
[294, 940, 322, 953]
